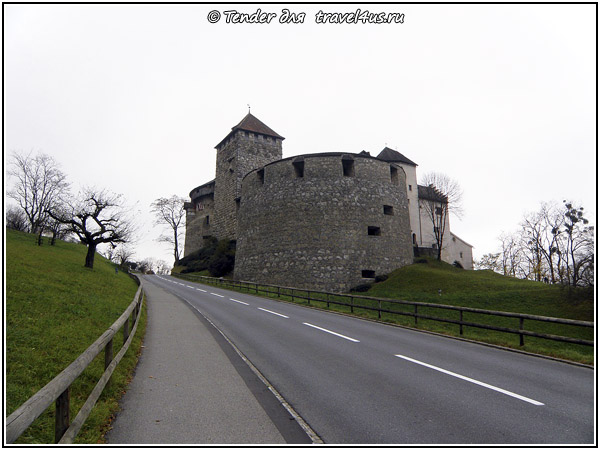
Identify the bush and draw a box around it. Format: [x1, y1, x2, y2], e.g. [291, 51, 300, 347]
[375, 274, 389, 283]
[350, 283, 372, 293]
[208, 239, 236, 277]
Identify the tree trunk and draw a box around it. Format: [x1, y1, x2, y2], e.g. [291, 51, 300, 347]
[173, 230, 180, 265]
[85, 244, 97, 269]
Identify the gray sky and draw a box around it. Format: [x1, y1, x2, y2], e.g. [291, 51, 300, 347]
[4, 4, 597, 266]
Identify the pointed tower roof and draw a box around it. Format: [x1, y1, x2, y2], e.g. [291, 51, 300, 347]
[376, 147, 417, 166]
[216, 113, 284, 148]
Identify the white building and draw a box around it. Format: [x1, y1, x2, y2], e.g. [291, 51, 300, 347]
[377, 147, 474, 269]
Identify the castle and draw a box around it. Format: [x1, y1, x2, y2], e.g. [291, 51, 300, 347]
[184, 113, 473, 292]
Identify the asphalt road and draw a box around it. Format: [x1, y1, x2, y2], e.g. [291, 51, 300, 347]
[145, 274, 595, 444]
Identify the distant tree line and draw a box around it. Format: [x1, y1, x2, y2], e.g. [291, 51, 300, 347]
[6, 151, 137, 269]
[475, 201, 594, 287]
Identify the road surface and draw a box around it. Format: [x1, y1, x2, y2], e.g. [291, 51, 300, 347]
[145, 274, 594, 444]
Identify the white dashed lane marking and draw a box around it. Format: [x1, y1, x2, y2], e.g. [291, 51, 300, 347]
[229, 298, 249, 305]
[303, 323, 360, 342]
[258, 307, 289, 318]
[394, 354, 544, 406]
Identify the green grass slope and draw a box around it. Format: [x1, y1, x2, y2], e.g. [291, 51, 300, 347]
[360, 258, 593, 363]
[366, 258, 593, 320]
[5, 229, 145, 443]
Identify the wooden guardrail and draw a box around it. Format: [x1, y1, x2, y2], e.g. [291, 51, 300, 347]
[174, 273, 593, 348]
[6, 283, 144, 444]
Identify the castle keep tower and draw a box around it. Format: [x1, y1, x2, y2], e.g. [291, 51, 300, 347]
[212, 113, 284, 240]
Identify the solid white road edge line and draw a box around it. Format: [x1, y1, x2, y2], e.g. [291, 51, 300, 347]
[181, 298, 323, 444]
[210, 293, 225, 298]
[230, 298, 250, 305]
[258, 307, 289, 318]
[303, 323, 360, 342]
[394, 354, 544, 406]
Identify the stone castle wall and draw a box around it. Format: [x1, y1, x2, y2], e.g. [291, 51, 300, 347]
[184, 182, 215, 256]
[234, 154, 414, 292]
[212, 130, 282, 240]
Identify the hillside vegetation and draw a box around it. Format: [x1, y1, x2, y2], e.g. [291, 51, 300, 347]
[5, 229, 145, 443]
[365, 258, 593, 321]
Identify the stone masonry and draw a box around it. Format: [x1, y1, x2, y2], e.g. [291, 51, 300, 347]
[212, 115, 283, 240]
[183, 112, 449, 292]
[234, 153, 414, 292]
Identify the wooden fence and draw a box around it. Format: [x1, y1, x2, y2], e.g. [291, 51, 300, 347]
[6, 283, 144, 444]
[174, 273, 593, 348]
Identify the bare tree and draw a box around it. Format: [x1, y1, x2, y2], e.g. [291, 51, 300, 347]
[562, 201, 593, 287]
[491, 200, 594, 287]
[49, 187, 136, 269]
[474, 252, 501, 272]
[151, 195, 186, 265]
[8, 151, 69, 235]
[116, 246, 136, 267]
[499, 232, 522, 277]
[6, 205, 29, 232]
[418, 172, 463, 260]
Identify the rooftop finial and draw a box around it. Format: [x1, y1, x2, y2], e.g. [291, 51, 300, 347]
[247, 104, 251, 114]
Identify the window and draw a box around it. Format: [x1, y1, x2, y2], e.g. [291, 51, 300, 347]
[205, 215, 210, 225]
[368, 226, 381, 236]
[412, 233, 417, 245]
[293, 159, 304, 178]
[342, 158, 355, 177]
[408, 185, 412, 191]
[460, 252, 463, 258]
[235, 198, 241, 212]
[257, 169, 265, 184]
[362, 270, 376, 278]
[390, 166, 399, 185]
[383, 205, 394, 215]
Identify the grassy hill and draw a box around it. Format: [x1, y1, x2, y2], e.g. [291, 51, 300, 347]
[5, 229, 146, 444]
[365, 258, 593, 321]
[349, 258, 593, 363]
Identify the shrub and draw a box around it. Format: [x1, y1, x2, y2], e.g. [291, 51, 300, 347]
[208, 239, 236, 277]
[350, 283, 372, 293]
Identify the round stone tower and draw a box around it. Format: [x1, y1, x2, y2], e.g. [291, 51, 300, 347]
[234, 153, 414, 292]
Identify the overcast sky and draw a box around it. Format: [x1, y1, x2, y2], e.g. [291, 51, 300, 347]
[4, 3, 597, 267]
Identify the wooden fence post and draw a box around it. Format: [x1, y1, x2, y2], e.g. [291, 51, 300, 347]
[459, 310, 464, 335]
[123, 317, 129, 344]
[378, 300, 381, 319]
[104, 339, 114, 387]
[350, 296, 354, 314]
[414, 305, 418, 325]
[55, 388, 70, 443]
[519, 317, 524, 346]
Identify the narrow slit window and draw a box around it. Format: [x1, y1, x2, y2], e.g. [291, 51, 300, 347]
[390, 166, 399, 185]
[205, 215, 210, 225]
[362, 270, 375, 278]
[368, 226, 381, 236]
[293, 160, 304, 178]
[342, 159, 355, 177]
[383, 205, 394, 216]
[257, 169, 265, 184]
